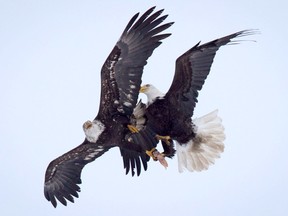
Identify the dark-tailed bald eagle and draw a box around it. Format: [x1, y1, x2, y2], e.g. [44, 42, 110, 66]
[138, 30, 255, 172]
[44, 7, 173, 207]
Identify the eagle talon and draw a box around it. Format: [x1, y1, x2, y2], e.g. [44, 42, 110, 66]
[153, 151, 168, 168]
[127, 124, 139, 133]
[146, 148, 168, 168]
[156, 135, 171, 145]
[146, 148, 157, 160]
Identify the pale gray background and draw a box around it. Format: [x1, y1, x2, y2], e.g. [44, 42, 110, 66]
[1, 0, 287, 215]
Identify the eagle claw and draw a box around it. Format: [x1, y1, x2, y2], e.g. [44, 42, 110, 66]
[127, 124, 139, 133]
[156, 134, 171, 145]
[146, 148, 168, 168]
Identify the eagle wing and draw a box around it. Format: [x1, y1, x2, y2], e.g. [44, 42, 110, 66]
[44, 139, 111, 207]
[120, 124, 158, 176]
[119, 146, 149, 177]
[97, 7, 173, 119]
[165, 30, 255, 117]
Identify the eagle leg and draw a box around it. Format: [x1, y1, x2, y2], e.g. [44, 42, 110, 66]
[161, 139, 176, 159]
[127, 124, 139, 133]
[156, 135, 171, 145]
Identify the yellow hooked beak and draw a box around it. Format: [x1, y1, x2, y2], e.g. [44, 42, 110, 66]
[83, 121, 93, 130]
[139, 85, 148, 93]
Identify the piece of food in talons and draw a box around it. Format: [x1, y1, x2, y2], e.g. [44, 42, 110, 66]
[176, 110, 225, 172]
[156, 134, 171, 145]
[146, 148, 168, 168]
[152, 150, 168, 168]
[145, 148, 157, 160]
[127, 124, 139, 133]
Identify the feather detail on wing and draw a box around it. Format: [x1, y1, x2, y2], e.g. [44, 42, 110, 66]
[98, 7, 173, 119]
[122, 123, 158, 176]
[166, 30, 256, 118]
[120, 147, 148, 177]
[44, 140, 111, 207]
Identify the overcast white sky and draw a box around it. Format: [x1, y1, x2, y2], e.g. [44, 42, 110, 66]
[1, 0, 287, 215]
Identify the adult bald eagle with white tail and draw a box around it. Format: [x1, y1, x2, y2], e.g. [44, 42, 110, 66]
[44, 7, 173, 207]
[139, 30, 255, 172]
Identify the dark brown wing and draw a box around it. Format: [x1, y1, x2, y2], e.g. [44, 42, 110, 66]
[44, 139, 111, 207]
[165, 30, 255, 117]
[121, 123, 159, 176]
[119, 146, 149, 177]
[97, 7, 173, 119]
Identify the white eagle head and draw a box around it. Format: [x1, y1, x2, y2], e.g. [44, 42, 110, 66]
[140, 84, 165, 104]
[83, 120, 105, 143]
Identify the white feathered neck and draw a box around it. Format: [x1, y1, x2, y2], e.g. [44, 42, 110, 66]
[142, 84, 165, 105]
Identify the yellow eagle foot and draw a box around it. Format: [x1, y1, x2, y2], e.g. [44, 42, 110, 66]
[146, 148, 168, 168]
[127, 124, 139, 133]
[146, 148, 157, 160]
[156, 135, 171, 145]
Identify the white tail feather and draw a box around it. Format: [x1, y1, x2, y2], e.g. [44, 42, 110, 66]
[177, 110, 225, 173]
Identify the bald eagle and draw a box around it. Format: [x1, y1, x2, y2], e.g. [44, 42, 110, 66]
[139, 30, 255, 172]
[44, 7, 173, 207]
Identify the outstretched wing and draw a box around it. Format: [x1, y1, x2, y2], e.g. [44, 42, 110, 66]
[44, 140, 111, 207]
[165, 30, 255, 117]
[97, 7, 173, 119]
